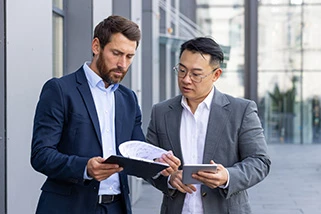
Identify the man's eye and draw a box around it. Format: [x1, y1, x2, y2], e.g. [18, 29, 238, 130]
[179, 69, 186, 73]
[113, 51, 120, 56]
[192, 73, 201, 77]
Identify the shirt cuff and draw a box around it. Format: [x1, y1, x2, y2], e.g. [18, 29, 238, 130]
[219, 168, 230, 189]
[167, 175, 176, 189]
[83, 166, 93, 180]
[152, 172, 161, 179]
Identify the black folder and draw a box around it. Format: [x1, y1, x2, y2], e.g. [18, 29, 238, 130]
[104, 155, 169, 178]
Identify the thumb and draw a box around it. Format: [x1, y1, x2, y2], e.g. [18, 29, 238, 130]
[95, 156, 106, 163]
[210, 160, 216, 164]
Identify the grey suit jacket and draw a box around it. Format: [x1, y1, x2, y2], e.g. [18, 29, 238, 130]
[146, 87, 271, 214]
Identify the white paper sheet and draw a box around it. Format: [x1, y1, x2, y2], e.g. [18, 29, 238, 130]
[119, 140, 169, 161]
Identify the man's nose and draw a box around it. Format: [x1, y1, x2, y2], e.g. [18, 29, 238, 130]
[182, 72, 192, 83]
[117, 56, 127, 68]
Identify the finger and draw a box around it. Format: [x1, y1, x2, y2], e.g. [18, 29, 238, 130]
[101, 163, 122, 170]
[161, 166, 176, 176]
[161, 153, 181, 169]
[192, 172, 213, 184]
[170, 171, 195, 194]
[160, 168, 170, 176]
[166, 152, 181, 165]
[94, 167, 124, 181]
[186, 184, 197, 192]
[96, 156, 106, 163]
[161, 166, 177, 176]
[157, 158, 180, 175]
[176, 182, 195, 194]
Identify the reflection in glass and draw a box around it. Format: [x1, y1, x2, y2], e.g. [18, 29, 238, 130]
[258, 2, 321, 144]
[53, 0, 63, 10]
[196, 1, 245, 97]
[53, 13, 63, 77]
[196, 0, 321, 144]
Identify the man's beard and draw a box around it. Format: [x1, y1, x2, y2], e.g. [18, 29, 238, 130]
[96, 51, 124, 85]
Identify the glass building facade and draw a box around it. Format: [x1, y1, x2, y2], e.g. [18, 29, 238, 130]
[196, 0, 321, 144]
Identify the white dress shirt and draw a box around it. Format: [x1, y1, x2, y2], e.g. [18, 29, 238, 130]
[83, 62, 121, 195]
[180, 87, 214, 214]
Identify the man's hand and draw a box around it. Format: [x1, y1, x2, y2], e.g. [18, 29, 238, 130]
[155, 151, 181, 176]
[169, 170, 197, 194]
[191, 160, 228, 189]
[86, 157, 123, 181]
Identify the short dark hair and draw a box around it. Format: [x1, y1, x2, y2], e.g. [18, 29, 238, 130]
[93, 15, 141, 49]
[179, 37, 224, 66]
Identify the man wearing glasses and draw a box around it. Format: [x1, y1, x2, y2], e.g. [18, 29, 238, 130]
[146, 37, 271, 214]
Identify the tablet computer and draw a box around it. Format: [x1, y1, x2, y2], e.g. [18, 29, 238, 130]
[182, 164, 217, 184]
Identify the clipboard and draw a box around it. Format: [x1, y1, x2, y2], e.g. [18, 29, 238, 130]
[104, 155, 169, 179]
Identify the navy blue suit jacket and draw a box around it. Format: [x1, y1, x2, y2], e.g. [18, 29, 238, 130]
[31, 67, 145, 214]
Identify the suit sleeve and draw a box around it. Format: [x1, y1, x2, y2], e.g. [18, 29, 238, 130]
[144, 104, 176, 196]
[30, 79, 89, 182]
[223, 101, 271, 199]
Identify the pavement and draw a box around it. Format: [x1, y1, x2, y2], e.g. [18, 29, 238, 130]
[132, 144, 321, 214]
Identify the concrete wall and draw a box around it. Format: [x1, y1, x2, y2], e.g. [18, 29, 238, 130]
[6, 0, 52, 213]
[93, 0, 112, 27]
[0, 0, 6, 212]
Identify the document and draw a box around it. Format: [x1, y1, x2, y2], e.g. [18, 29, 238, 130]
[119, 140, 169, 161]
[104, 140, 170, 178]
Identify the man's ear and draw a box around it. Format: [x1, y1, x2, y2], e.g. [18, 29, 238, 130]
[212, 68, 222, 82]
[92, 38, 100, 56]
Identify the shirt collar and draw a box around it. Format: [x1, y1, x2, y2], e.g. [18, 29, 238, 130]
[203, 86, 215, 109]
[181, 86, 214, 110]
[83, 62, 119, 92]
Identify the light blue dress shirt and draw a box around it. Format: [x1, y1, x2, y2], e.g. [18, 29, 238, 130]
[83, 62, 121, 195]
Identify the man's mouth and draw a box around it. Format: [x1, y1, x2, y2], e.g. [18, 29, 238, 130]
[182, 86, 192, 92]
[112, 70, 123, 77]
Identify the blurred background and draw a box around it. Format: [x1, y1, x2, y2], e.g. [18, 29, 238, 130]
[1, 0, 321, 213]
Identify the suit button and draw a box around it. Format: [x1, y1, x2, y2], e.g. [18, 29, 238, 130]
[202, 192, 207, 197]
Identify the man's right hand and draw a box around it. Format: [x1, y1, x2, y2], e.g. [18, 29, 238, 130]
[86, 157, 123, 181]
[155, 151, 181, 177]
[169, 170, 197, 194]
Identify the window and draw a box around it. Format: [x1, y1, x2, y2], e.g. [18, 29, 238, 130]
[258, 0, 321, 144]
[196, 0, 245, 98]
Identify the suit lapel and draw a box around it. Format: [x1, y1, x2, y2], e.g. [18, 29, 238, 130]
[164, 96, 184, 165]
[202, 88, 231, 164]
[114, 89, 124, 154]
[75, 68, 102, 144]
